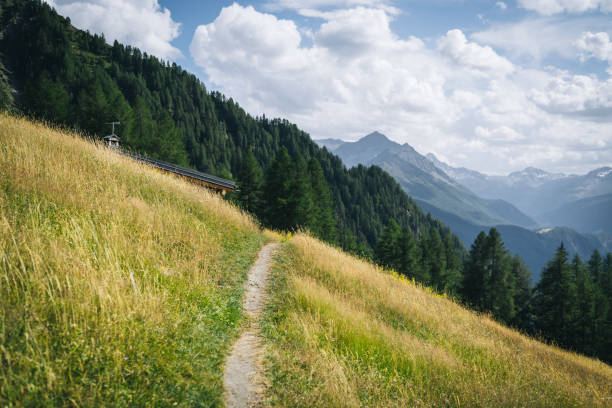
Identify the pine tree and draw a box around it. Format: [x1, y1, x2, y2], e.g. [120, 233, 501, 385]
[263, 147, 300, 231]
[235, 150, 263, 216]
[442, 234, 463, 296]
[572, 254, 595, 354]
[0, 57, 13, 110]
[375, 219, 401, 270]
[486, 228, 515, 324]
[588, 250, 603, 285]
[425, 229, 446, 291]
[533, 243, 576, 347]
[461, 231, 489, 311]
[510, 255, 532, 332]
[307, 158, 336, 242]
[288, 155, 314, 230]
[598, 253, 612, 361]
[397, 227, 418, 279]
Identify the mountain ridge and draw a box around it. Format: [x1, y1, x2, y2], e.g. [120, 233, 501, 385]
[428, 153, 612, 235]
[320, 133, 538, 229]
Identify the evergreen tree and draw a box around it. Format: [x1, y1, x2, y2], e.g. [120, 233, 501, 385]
[23, 71, 70, 122]
[424, 229, 446, 291]
[572, 255, 595, 354]
[462, 231, 489, 311]
[287, 154, 313, 230]
[235, 150, 263, 216]
[533, 243, 576, 347]
[442, 234, 463, 296]
[307, 158, 336, 242]
[588, 250, 603, 285]
[263, 147, 295, 231]
[486, 228, 515, 324]
[598, 253, 612, 361]
[0, 56, 13, 110]
[509, 255, 532, 332]
[375, 219, 401, 270]
[397, 227, 418, 279]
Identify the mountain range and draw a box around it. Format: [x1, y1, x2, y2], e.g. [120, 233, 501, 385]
[322, 132, 537, 229]
[319, 133, 611, 278]
[428, 153, 612, 235]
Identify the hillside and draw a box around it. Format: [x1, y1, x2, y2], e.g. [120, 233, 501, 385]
[417, 200, 607, 280]
[0, 0, 463, 256]
[0, 114, 267, 405]
[323, 132, 537, 228]
[540, 193, 612, 235]
[2, 115, 611, 406]
[263, 234, 612, 407]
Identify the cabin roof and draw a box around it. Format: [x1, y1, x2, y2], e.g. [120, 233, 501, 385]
[124, 151, 237, 192]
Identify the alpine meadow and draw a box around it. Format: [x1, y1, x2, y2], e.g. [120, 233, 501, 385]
[1, 0, 612, 407]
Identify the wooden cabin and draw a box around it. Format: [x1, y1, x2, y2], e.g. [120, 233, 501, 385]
[103, 122, 236, 194]
[124, 151, 237, 195]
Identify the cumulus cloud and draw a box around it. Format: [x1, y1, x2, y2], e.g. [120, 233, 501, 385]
[518, 0, 612, 15]
[530, 71, 612, 117]
[575, 31, 612, 64]
[44, 0, 181, 60]
[438, 29, 515, 75]
[190, 3, 612, 174]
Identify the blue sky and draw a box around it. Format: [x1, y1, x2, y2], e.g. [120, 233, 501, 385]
[45, 1, 612, 174]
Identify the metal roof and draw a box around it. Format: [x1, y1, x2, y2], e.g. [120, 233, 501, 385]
[124, 151, 237, 191]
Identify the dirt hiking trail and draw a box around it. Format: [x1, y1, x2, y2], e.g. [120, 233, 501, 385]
[223, 243, 279, 408]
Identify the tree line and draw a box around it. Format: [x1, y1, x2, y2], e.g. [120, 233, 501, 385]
[374, 221, 612, 363]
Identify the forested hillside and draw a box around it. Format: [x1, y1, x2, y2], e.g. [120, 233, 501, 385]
[0, 0, 462, 259]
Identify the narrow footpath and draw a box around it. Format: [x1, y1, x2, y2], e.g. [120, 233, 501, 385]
[223, 243, 279, 408]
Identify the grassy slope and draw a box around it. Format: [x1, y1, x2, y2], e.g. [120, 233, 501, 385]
[263, 235, 612, 407]
[2, 115, 612, 408]
[0, 114, 266, 406]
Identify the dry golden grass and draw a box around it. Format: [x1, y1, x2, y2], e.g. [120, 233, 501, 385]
[0, 114, 266, 406]
[263, 233, 612, 407]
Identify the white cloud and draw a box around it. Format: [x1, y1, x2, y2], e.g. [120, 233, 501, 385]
[473, 17, 606, 63]
[496, 2, 508, 10]
[44, 0, 181, 60]
[529, 71, 612, 116]
[190, 3, 612, 174]
[575, 31, 612, 64]
[438, 29, 515, 75]
[475, 125, 525, 143]
[518, 0, 612, 15]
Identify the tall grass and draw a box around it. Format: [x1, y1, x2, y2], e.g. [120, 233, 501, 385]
[0, 114, 266, 406]
[263, 234, 612, 407]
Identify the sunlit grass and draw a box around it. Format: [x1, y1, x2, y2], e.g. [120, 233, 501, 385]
[263, 234, 612, 407]
[0, 114, 266, 406]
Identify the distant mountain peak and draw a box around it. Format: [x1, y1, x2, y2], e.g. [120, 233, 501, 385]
[361, 131, 393, 143]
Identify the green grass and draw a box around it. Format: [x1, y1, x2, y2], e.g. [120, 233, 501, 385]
[262, 235, 612, 407]
[0, 114, 266, 407]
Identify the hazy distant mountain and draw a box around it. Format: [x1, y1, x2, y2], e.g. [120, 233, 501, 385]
[539, 193, 612, 235]
[333, 132, 399, 167]
[417, 200, 606, 280]
[427, 154, 612, 234]
[319, 133, 538, 229]
[315, 138, 346, 151]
